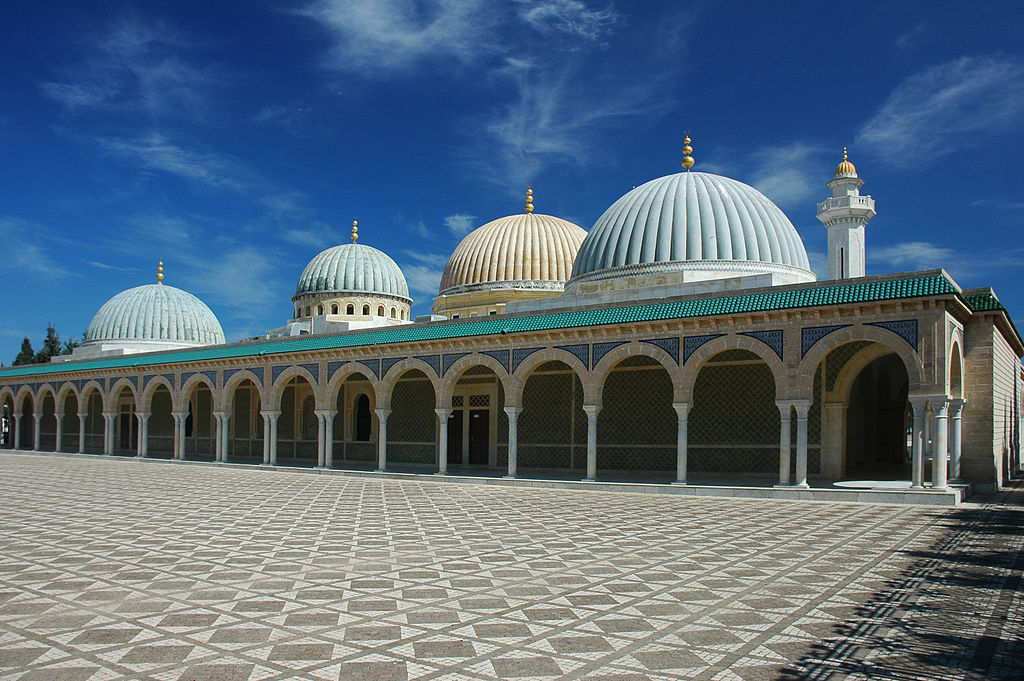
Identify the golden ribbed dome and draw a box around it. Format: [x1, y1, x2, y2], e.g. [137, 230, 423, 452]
[835, 147, 857, 176]
[439, 213, 587, 295]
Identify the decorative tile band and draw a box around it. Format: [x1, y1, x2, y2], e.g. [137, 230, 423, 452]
[592, 341, 627, 369]
[869, 319, 919, 351]
[642, 337, 680, 365]
[683, 334, 725, 363]
[801, 325, 851, 357]
[512, 347, 543, 373]
[482, 349, 511, 373]
[555, 344, 590, 368]
[413, 355, 440, 377]
[443, 353, 470, 376]
[740, 330, 784, 359]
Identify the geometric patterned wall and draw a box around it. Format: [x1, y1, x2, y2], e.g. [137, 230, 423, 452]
[149, 387, 175, 457]
[690, 349, 779, 473]
[331, 377, 376, 463]
[597, 356, 675, 472]
[388, 371, 436, 465]
[518, 361, 585, 470]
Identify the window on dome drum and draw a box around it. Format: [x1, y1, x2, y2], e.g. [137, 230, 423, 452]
[390, 307, 396, 318]
[304, 307, 311, 317]
[317, 304, 324, 315]
[294, 307, 300, 318]
[489, 310, 497, 315]
[377, 305, 385, 317]
[401, 310, 407, 320]
[331, 303, 339, 314]
[354, 394, 371, 441]
[362, 304, 370, 315]
[452, 314, 460, 319]
[346, 304, 354, 315]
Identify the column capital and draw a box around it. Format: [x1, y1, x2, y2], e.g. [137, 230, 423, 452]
[213, 410, 230, 418]
[135, 411, 151, 419]
[77, 412, 88, 420]
[582, 404, 602, 418]
[503, 406, 522, 418]
[950, 398, 966, 413]
[313, 409, 337, 418]
[435, 407, 453, 418]
[102, 411, 118, 419]
[375, 408, 392, 419]
[172, 410, 190, 418]
[259, 410, 281, 418]
[33, 412, 43, 422]
[672, 402, 690, 417]
[933, 400, 950, 418]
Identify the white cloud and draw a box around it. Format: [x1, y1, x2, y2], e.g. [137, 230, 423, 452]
[281, 223, 343, 250]
[300, 0, 498, 74]
[85, 260, 138, 272]
[402, 250, 450, 268]
[189, 247, 283, 320]
[748, 142, 828, 208]
[444, 213, 477, 236]
[402, 264, 444, 300]
[871, 241, 957, 270]
[857, 55, 1024, 168]
[0, 217, 71, 278]
[98, 133, 254, 193]
[516, 0, 618, 40]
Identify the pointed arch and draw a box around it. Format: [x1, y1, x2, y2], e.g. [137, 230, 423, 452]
[325, 364, 379, 402]
[15, 385, 35, 411]
[55, 382, 79, 413]
[107, 377, 139, 411]
[179, 373, 217, 412]
[35, 383, 57, 406]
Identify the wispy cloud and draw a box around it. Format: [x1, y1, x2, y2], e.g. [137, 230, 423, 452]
[0, 217, 72, 278]
[85, 260, 138, 272]
[870, 240, 1024, 282]
[282, 222, 343, 250]
[856, 55, 1024, 168]
[402, 264, 444, 301]
[188, 247, 283, 320]
[515, 0, 618, 40]
[872, 241, 957, 270]
[747, 142, 829, 208]
[98, 133, 255, 193]
[444, 214, 477, 236]
[402, 250, 449, 268]
[40, 14, 216, 117]
[300, 0, 499, 74]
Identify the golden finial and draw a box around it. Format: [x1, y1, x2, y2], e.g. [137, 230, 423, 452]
[681, 131, 694, 171]
[835, 147, 857, 176]
[525, 185, 534, 214]
[351, 219, 358, 243]
[843, 146, 848, 161]
[156, 260, 164, 285]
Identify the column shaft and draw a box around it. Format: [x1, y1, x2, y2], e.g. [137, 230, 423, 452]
[55, 415, 63, 453]
[777, 402, 792, 486]
[33, 414, 42, 452]
[136, 413, 150, 457]
[78, 414, 87, 454]
[795, 407, 809, 488]
[950, 400, 965, 481]
[933, 400, 949, 490]
[324, 412, 335, 468]
[583, 405, 600, 481]
[910, 399, 927, 488]
[375, 409, 391, 472]
[504, 407, 521, 478]
[436, 409, 451, 475]
[673, 403, 689, 484]
[12, 415, 20, 450]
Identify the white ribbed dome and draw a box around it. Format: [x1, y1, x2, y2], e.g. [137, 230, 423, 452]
[439, 213, 587, 295]
[296, 243, 410, 301]
[571, 172, 813, 283]
[85, 283, 225, 346]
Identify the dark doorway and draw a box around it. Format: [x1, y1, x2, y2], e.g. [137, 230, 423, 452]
[846, 354, 910, 479]
[354, 394, 371, 441]
[448, 410, 463, 464]
[469, 409, 489, 465]
[120, 413, 132, 450]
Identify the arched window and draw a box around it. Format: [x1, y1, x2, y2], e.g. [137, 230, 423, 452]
[354, 394, 371, 441]
[362, 304, 370, 315]
[390, 307, 396, 318]
[377, 305, 385, 317]
[346, 303, 354, 315]
[331, 303, 339, 314]
[401, 309, 406, 320]
[304, 307, 311, 317]
[317, 304, 324, 315]
[295, 307, 300, 318]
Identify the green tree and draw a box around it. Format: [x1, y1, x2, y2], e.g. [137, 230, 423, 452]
[34, 325, 62, 364]
[13, 338, 35, 365]
[61, 335, 80, 355]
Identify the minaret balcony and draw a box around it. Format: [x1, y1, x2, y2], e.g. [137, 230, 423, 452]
[817, 195, 876, 214]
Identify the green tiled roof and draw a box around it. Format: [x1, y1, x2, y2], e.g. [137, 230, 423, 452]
[963, 292, 1005, 312]
[0, 273, 961, 379]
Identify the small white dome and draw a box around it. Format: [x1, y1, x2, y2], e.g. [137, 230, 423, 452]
[86, 283, 225, 346]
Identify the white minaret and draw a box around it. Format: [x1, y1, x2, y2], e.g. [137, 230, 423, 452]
[816, 148, 875, 279]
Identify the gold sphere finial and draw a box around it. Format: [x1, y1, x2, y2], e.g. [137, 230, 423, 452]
[681, 131, 695, 170]
[835, 146, 857, 176]
[843, 146, 848, 161]
[525, 185, 534, 214]
[351, 219, 358, 243]
[156, 260, 164, 284]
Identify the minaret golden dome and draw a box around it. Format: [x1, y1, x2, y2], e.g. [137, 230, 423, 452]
[835, 147, 857, 176]
[156, 260, 164, 285]
[351, 219, 358, 243]
[681, 132, 694, 170]
[525, 186, 534, 214]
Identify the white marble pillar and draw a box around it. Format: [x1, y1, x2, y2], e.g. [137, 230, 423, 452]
[12, 415, 20, 450]
[260, 410, 280, 465]
[909, 398, 928, 489]
[673, 402, 690, 484]
[136, 412, 150, 457]
[313, 412, 326, 467]
[375, 408, 391, 472]
[172, 412, 187, 460]
[77, 413, 87, 453]
[932, 400, 949, 490]
[33, 413, 42, 452]
[794, 402, 811, 488]
[583, 404, 601, 481]
[102, 412, 117, 455]
[776, 401, 792, 486]
[322, 410, 336, 468]
[55, 414, 63, 452]
[504, 406, 521, 478]
[436, 408, 452, 475]
[950, 399, 965, 481]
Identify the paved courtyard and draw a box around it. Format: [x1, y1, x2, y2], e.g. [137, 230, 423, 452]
[0, 453, 1020, 681]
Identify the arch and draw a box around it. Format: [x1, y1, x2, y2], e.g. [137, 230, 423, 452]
[17, 389, 35, 449]
[38, 389, 57, 451]
[0, 386, 14, 408]
[829, 342, 904, 402]
[508, 348, 590, 407]
[178, 373, 216, 413]
[305, 306, 311, 317]
[377, 305, 385, 317]
[949, 338, 964, 400]
[55, 382, 79, 414]
[15, 385, 35, 411]
[680, 335, 787, 403]
[346, 303, 354, 315]
[220, 369, 266, 411]
[35, 383, 57, 406]
[325, 364, 379, 402]
[379, 358, 443, 409]
[141, 375, 175, 412]
[331, 303, 339, 315]
[270, 365, 320, 408]
[797, 325, 924, 395]
[107, 377, 139, 412]
[390, 307, 397, 319]
[362, 304, 371, 316]
[441, 354, 511, 407]
[590, 342, 681, 405]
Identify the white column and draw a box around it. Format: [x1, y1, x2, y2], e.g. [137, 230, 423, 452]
[136, 412, 150, 457]
[12, 415, 20, 450]
[260, 411, 272, 464]
[504, 406, 521, 478]
[323, 410, 336, 468]
[222, 412, 232, 462]
[33, 413, 42, 451]
[776, 401, 792, 486]
[932, 400, 949, 490]
[212, 412, 224, 462]
[375, 408, 391, 472]
[314, 411, 326, 467]
[673, 402, 690, 484]
[77, 413, 87, 453]
[55, 413, 63, 452]
[260, 410, 280, 465]
[102, 412, 117, 455]
[794, 401, 811, 488]
[909, 398, 928, 489]
[950, 399, 965, 481]
[172, 412, 186, 459]
[436, 408, 452, 475]
[583, 404, 601, 481]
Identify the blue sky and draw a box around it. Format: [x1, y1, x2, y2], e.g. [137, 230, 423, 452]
[2, 1, 1023, 363]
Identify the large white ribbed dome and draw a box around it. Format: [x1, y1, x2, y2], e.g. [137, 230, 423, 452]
[296, 243, 410, 302]
[570, 171, 813, 283]
[439, 213, 587, 295]
[85, 283, 225, 346]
